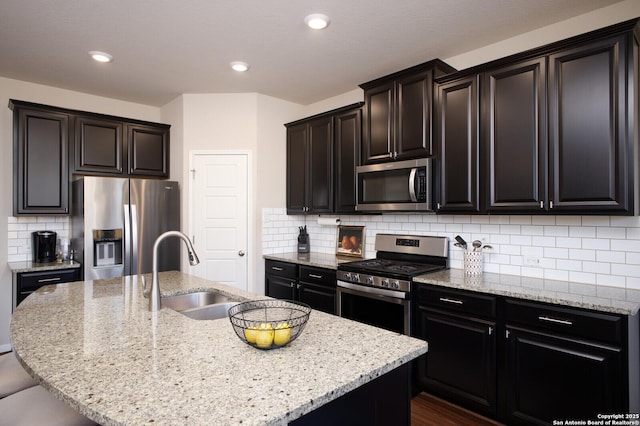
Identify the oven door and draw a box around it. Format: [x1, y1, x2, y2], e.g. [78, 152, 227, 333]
[337, 280, 411, 335]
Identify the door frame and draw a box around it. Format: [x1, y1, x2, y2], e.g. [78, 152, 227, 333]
[188, 150, 254, 291]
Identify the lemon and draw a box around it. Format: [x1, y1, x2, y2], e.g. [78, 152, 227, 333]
[274, 322, 291, 346]
[255, 323, 274, 348]
[244, 326, 258, 344]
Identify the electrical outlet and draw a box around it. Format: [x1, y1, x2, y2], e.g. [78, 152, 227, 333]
[524, 256, 542, 267]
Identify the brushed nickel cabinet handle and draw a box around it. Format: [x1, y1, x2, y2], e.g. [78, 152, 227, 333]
[439, 297, 463, 305]
[538, 315, 572, 326]
[37, 277, 61, 283]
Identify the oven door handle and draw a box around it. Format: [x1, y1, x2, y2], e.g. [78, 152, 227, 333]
[337, 280, 408, 300]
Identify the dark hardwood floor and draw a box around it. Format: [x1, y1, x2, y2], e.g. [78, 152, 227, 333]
[411, 392, 504, 426]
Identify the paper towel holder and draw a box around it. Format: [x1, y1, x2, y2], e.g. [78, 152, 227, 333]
[317, 216, 340, 226]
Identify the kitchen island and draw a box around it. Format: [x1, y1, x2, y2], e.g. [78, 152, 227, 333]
[9, 271, 427, 425]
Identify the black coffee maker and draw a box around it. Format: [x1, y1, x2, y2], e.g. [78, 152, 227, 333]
[32, 231, 57, 263]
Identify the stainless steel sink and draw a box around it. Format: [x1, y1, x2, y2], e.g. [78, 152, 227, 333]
[161, 291, 236, 311]
[161, 291, 239, 320]
[179, 302, 239, 321]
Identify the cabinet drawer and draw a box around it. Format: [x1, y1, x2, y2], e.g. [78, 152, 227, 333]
[265, 260, 297, 279]
[18, 268, 81, 291]
[505, 299, 623, 345]
[417, 285, 496, 318]
[299, 266, 336, 288]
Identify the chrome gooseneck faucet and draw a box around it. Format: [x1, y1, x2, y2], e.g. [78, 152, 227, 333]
[149, 231, 200, 311]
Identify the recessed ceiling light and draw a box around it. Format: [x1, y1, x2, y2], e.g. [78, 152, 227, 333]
[230, 61, 250, 72]
[89, 51, 113, 63]
[304, 13, 330, 30]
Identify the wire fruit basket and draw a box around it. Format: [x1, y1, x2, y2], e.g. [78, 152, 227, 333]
[228, 300, 311, 350]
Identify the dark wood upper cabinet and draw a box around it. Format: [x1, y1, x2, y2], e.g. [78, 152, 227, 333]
[286, 116, 333, 214]
[360, 60, 456, 164]
[75, 116, 124, 175]
[484, 57, 547, 212]
[436, 18, 639, 215]
[286, 103, 362, 215]
[127, 123, 170, 177]
[10, 99, 171, 215]
[548, 34, 631, 213]
[334, 107, 362, 213]
[11, 103, 70, 215]
[435, 75, 480, 213]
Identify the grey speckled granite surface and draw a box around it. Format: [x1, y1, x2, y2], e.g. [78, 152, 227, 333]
[9, 271, 427, 426]
[8, 260, 81, 273]
[263, 252, 357, 270]
[415, 269, 640, 316]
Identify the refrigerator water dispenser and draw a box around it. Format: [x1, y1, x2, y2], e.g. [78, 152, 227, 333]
[93, 229, 123, 267]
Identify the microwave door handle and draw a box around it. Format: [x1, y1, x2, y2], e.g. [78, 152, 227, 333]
[408, 168, 418, 202]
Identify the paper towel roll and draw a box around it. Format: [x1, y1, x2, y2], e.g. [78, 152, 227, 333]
[317, 216, 340, 226]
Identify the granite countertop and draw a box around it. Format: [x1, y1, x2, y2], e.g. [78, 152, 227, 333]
[8, 260, 81, 273]
[415, 269, 640, 316]
[10, 271, 427, 426]
[263, 252, 358, 270]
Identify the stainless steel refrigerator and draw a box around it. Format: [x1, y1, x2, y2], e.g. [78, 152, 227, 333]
[71, 177, 181, 280]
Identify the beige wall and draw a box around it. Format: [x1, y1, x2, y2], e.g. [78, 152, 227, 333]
[176, 93, 302, 293]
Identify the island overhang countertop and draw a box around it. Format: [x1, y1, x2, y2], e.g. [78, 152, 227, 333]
[9, 271, 427, 426]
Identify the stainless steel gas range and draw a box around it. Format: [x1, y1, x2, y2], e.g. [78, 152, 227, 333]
[336, 234, 449, 335]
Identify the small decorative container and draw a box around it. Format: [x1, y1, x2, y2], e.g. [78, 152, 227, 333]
[463, 251, 483, 275]
[228, 300, 311, 350]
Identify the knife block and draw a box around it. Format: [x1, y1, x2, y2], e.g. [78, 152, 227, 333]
[297, 235, 309, 253]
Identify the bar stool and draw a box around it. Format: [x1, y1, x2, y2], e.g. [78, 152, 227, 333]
[0, 385, 98, 425]
[0, 352, 37, 398]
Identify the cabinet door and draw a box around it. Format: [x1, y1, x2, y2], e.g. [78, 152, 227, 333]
[362, 81, 394, 163]
[265, 274, 296, 300]
[127, 123, 169, 177]
[286, 123, 308, 214]
[13, 108, 69, 215]
[334, 108, 361, 213]
[308, 117, 334, 213]
[548, 34, 631, 212]
[16, 268, 81, 307]
[416, 309, 496, 416]
[396, 70, 433, 159]
[505, 327, 623, 425]
[436, 76, 480, 212]
[485, 58, 547, 212]
[75, 116, 124, 174]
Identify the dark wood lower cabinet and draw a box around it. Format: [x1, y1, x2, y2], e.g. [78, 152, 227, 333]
[14, 267, 81, 309]
[417, 311, 496, 416]
[265, 260, 337, 315]
[291, 363, 410, 426]
[505, 326, 623, 425]
[414, 284, 637, 426]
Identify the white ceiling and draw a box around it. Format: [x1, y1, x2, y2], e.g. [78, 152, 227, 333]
[0, 0, 624, 107]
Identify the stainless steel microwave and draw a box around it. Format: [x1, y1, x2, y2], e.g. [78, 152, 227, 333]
[356, 158, 433, 212]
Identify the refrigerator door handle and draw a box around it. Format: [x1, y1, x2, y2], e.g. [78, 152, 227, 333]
[123, 204, 132, 276]
[130, 204, 139, 275]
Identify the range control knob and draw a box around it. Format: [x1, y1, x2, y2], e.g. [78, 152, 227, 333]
[391, 281, 400, 289]
[344, 272, 352, 281]
[365, 276, 374, 285]
[352, 274, 360, 282]
[381, 279, 389, 287]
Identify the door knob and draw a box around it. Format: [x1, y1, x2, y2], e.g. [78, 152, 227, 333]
[238, 250, 245, 257]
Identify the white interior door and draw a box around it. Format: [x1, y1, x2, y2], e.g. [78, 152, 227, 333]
[191, 152, 249, 291]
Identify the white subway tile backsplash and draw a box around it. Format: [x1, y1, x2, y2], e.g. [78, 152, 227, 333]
[569, 226, 596, 238]
[7, 216, 70, 262]
[568, 248, 595, 261]
[597, 227, 627, 239]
